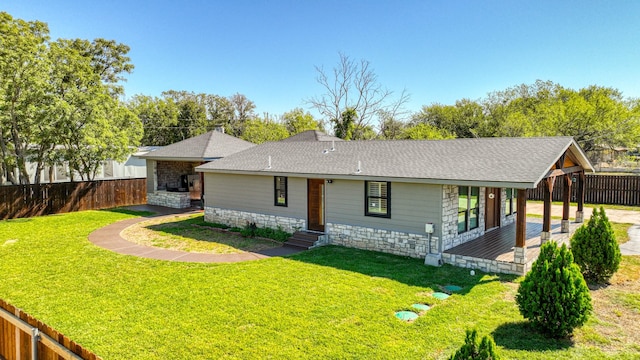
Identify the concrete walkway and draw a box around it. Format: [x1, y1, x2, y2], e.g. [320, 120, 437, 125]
[526, 203, 640, 256]
[88, 205, 303, 263]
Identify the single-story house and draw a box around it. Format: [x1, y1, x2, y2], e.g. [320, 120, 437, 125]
[139, 129, 255, 208]
[196, 136, 593, 275]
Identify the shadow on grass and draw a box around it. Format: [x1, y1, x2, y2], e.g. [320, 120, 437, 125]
[492, 321, 573, 351]
[287, 244, 512, 291]
[103, 207, 156, 217]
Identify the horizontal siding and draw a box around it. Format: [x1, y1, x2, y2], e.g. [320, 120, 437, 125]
[325, 179, 443, 238]
[204, 173, 306, 219]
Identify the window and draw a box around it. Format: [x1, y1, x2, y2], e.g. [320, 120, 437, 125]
[458, 186, 479, 233]
[365, 181, 390, 218]
[274, 176, 287, 206]
[506, 188, 517, 216]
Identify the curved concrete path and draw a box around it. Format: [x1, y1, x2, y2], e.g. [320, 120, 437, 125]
[527, 203, 640, 256]
[88, 205, 302, 263]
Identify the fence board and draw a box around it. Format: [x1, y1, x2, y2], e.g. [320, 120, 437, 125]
[0, 300, 99, 360]
[0, 179, 147, 220]
[528, 174, 640, 206]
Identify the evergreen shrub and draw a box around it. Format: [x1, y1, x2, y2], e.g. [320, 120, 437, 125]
[449, 329, 500, 360]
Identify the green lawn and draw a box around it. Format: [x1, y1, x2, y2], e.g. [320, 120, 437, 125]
[0, 210, 638, 359]
[527, 200, 640, 212]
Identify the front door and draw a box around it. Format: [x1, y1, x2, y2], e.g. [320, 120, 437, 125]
[307, 179, 325, 232]
[485, 187, 501, 231]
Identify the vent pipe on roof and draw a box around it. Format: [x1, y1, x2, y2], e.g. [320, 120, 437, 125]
[330, 140, 336, 152]
[266, 156, 272, 170]
[356, 160, 361, 174]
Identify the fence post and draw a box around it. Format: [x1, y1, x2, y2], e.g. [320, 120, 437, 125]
[31, 328, 39, 360]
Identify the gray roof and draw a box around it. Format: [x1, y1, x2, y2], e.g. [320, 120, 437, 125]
[279, 130, 344, 142]
[139, 131, 255, 161]
[196, 137, 594, 188]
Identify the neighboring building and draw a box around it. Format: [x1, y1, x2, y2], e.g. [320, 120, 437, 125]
[196, 136, 593, 275]
[1, 147, 154, 186]
[138, 130, 255, 208]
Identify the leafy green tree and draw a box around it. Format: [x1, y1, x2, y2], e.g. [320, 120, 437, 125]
[240, 119, 288, 144]
[571, 207, 621, 284]
[227, 93, 256, 137]
[281, 108, 321, 135]
[128, 95, 180, 146]
[400, 123, 454, 140]
[449, 329, 500, 360]
[516, 241, 592, 338]
[412, 99, 485, 138]
[0, 12, 142, 183]
[161, 90, 209, 141]
[333, 108, 357, 140]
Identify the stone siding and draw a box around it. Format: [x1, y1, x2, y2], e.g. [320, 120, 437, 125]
[442, 253, 528, 275]
[205, 207, 305, 233]
[156, 161, 199, 190]
[441, 185, 486, 251]
[148, 191, 191, 208]
[327, 223, 430, 258]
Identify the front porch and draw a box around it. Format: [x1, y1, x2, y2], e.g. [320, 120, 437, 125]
[442, 218, 583, 275]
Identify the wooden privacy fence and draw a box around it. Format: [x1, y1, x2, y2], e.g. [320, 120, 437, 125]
[528, 174, 640, 206]
[0, 299, 101, 360]
[0, 179, 147, 220]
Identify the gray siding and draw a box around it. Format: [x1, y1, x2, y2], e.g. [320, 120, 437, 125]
[204, 173, 307, 220]
[325, 179, 443, 239]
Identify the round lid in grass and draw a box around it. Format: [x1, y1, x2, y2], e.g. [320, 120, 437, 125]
[432, 292, 450, 300]
[395, 311, 419, 321]
[412, 303, 430, 311]
[444, 285, 462, 292]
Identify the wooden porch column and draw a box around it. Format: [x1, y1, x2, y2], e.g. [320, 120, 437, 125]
[576, 171, 585, 223]
[514, 189, 528, 265]
[542, 177, 555, 241]
[561, 174, 572, 233]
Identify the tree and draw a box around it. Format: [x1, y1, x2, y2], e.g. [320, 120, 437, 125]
[281, 108, 321, 135]
[411, 99, 486, 138]
[128, 94, 180, 146]
[571, 207, 621, 284]
[516, 241, 592, 338]
[240, 119, 288, 144]
[449, 329, 500, 360]
[161, 90, 208, 141]
[0, 12, 141, 183]
[307, 52, 409, 139]
[400, 123, 454, 140]
[227, 93, 256, 137]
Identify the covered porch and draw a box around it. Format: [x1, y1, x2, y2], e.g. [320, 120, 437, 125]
[442, 218, 583, 275]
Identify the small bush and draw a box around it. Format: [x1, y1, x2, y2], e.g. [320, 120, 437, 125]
[241, 222, 258, 237]
[571, 207, 621, 284]
[449, 329, 500, 360]
[516, 241, 592, 338]
[239, 222, 292, 242]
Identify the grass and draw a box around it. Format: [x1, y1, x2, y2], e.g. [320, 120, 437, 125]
[0, 211, 639, 359]
[121, 214, 283, 253]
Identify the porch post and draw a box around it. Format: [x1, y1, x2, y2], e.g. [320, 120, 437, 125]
[514, 189, 527, 265]
[541, 177, 554, 242]
[561, 174, 572, 233]
[576, 171, 585, 223]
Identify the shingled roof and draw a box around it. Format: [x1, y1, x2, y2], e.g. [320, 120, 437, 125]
[196, 137, 593, 188]
[139, 131, 255, 162]
[279, 130, 343, 142]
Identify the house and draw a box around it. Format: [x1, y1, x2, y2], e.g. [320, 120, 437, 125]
[1, 147, 154, 186]
[195, 136, 593, 275]
[139, 130, 255, 208]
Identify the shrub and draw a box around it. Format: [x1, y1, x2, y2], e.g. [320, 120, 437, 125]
[516, 241, 592, 338]
[570, 207, 621, 284]
[449, 329, 500, 360]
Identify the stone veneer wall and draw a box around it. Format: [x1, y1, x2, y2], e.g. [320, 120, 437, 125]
[442, 253, 528, 275]
[156, 161, 199, 189]
[327, 223, 429, 258]
[204, 207, 305, 234]
[440, 185, 486, 251]
[148, 191, 191, 208]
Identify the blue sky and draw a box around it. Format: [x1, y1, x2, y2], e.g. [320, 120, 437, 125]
[4, 1, 640, 118]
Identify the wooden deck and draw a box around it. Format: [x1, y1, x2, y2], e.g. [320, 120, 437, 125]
[444, 219, 581, 264]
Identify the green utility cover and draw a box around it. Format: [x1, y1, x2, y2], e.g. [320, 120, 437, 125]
[395, 311, 419, 321]
[432, 292, 450, 300]
[412, 303, 430, 311]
